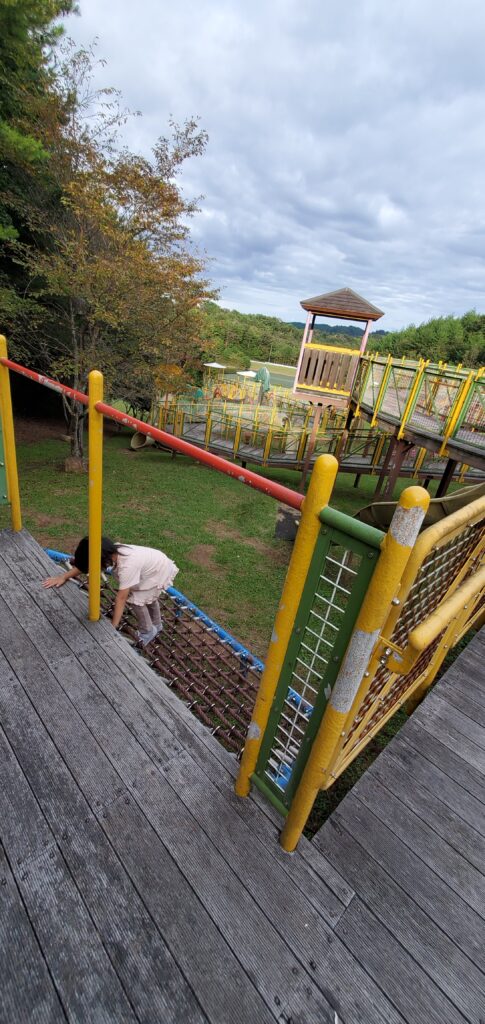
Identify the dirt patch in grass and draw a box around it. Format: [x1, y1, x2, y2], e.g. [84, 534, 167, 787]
[30, 531, 79, 555]
[15, 414, 124, 446]
[118, 500, 152, 513]
[209, 519, 289, 565]
[30, 511, 68, 529]
[188, 543, 223, 574]
[15, 416, 67, 445]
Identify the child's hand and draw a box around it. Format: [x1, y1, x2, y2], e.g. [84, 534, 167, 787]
[42, 575, 66, 588]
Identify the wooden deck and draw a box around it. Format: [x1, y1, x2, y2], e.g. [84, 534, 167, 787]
[1, 529, 484, 1023]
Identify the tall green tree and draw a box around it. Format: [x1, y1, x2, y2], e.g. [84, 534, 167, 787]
[11, 44, 214, 465]
[0, 0, 75, 343]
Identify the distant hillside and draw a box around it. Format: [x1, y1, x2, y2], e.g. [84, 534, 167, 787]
[200, 302, 302, 367]
[368, 311, 485, 367]
[289, 322, 389, 339]
[201, 303, 485, 369]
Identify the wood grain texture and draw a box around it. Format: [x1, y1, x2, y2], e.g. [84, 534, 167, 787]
[3, 527, 485, 1024]
[316, 818, 485, 1022]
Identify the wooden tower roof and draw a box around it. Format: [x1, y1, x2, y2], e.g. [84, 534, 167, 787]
[301, 287, 384, 322]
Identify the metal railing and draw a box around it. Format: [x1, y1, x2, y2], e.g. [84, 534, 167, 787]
[352, 354, 485, 456]
[0, 336, 315, 623]
[153, 393, 482, 485]
[237, 479, 485, 850]
[156, 394, 345, 467]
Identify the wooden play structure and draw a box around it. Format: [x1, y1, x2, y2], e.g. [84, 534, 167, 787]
[1, 336, 485, 1022]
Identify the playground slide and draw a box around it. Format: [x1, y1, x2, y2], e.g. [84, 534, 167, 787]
[355, 481, 485, 531]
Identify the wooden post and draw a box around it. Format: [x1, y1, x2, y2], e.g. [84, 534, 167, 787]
[381, 440, 413, 500]
[374, 434, 397, 496]
[436, 458, 458, 498]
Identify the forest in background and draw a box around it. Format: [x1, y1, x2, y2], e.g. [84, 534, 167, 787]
[1, 3, 484, 474]
[202, 301, 485, 370]
[0, 0, 214, 466]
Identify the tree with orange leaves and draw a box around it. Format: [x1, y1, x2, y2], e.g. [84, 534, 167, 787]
[12, 43, 215, 466]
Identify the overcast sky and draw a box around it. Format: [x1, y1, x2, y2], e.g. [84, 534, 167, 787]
[67, 0, 485, 331]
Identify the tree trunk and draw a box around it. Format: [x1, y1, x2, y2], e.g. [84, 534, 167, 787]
[64, 301, 86, 472]
[64, 404, 86, 472]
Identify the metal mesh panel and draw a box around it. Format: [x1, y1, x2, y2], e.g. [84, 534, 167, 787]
[361, 361, 386, 408]
[455, 381, 485, 450]
[265, 542, 362, 792]
[342, 520, 485, 756]
[379, 365, 416, 420]
[410, 371, 461, 436]
[351, 357, 369, 401]
[268, 427, 304, 461]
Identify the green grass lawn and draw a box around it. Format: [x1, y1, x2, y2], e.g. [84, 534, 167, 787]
[1, 427, 293, 656]
[0, 425, 442, 656]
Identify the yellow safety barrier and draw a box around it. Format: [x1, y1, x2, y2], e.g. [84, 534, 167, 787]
[88, 370, 104, 621]
[397, 359, 428, 439]
[0, 336, 22, 531]
[370, 354, 393, 428]
[439, 370, 475, 455]
[235, 453, 339, 797]
[279, 485, 430, 851]
[335, 494, 485, 770]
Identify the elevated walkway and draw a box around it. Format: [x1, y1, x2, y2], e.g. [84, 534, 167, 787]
[1, 529, 484, 1023]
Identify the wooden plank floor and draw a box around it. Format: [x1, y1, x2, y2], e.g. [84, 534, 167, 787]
[315, 628, 485, 1024]
[0, 529, 484, 1023]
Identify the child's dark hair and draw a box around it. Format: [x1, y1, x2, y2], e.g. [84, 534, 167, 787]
[73, 536, 120, 574]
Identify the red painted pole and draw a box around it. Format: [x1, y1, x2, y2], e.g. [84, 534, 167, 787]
[0, 356, 304, 510]
[0, 358, 88, 405]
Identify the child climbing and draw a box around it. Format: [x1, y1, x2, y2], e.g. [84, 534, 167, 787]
[42, 536, 179, 645]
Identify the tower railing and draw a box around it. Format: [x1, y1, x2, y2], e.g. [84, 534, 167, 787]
[352, 353, 485, 456]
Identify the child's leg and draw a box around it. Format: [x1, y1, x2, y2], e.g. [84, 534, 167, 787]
[133, 604, 153, 635]
[146, 598, 162, 627]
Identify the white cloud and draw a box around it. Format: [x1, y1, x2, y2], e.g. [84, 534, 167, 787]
[66, 0, 485, 329]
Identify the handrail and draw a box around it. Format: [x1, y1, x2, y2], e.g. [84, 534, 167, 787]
[406, 563, 485, 656]
[0, 356, 89, 405]
[319, 506, 384, 548]
[0, 355, 304, 511]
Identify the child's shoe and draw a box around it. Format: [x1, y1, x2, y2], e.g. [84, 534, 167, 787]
[136, 625, 158, 646]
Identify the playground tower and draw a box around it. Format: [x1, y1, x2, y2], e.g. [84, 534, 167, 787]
[293, 287, 384, 408]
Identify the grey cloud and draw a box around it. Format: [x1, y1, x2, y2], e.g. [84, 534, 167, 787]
[67, 0, 485, 329]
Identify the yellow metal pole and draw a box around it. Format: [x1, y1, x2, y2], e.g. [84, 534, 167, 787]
[235, 453, 339, 798]
[204, 411, 212, 448]
[280, 484, 430, 852]
[397, 360, 428, 440]
[88, 370, 104, 621]
[262, 427, 273, 465]
[234, 403, 243, 455]
[439, 371, 474, 456]
[412, 446, 427, 479]
[370, 354, 393, 427]
[0, 335, 22, 531]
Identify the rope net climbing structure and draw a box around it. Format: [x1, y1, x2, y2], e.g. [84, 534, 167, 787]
[100, 578, 262, 754]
